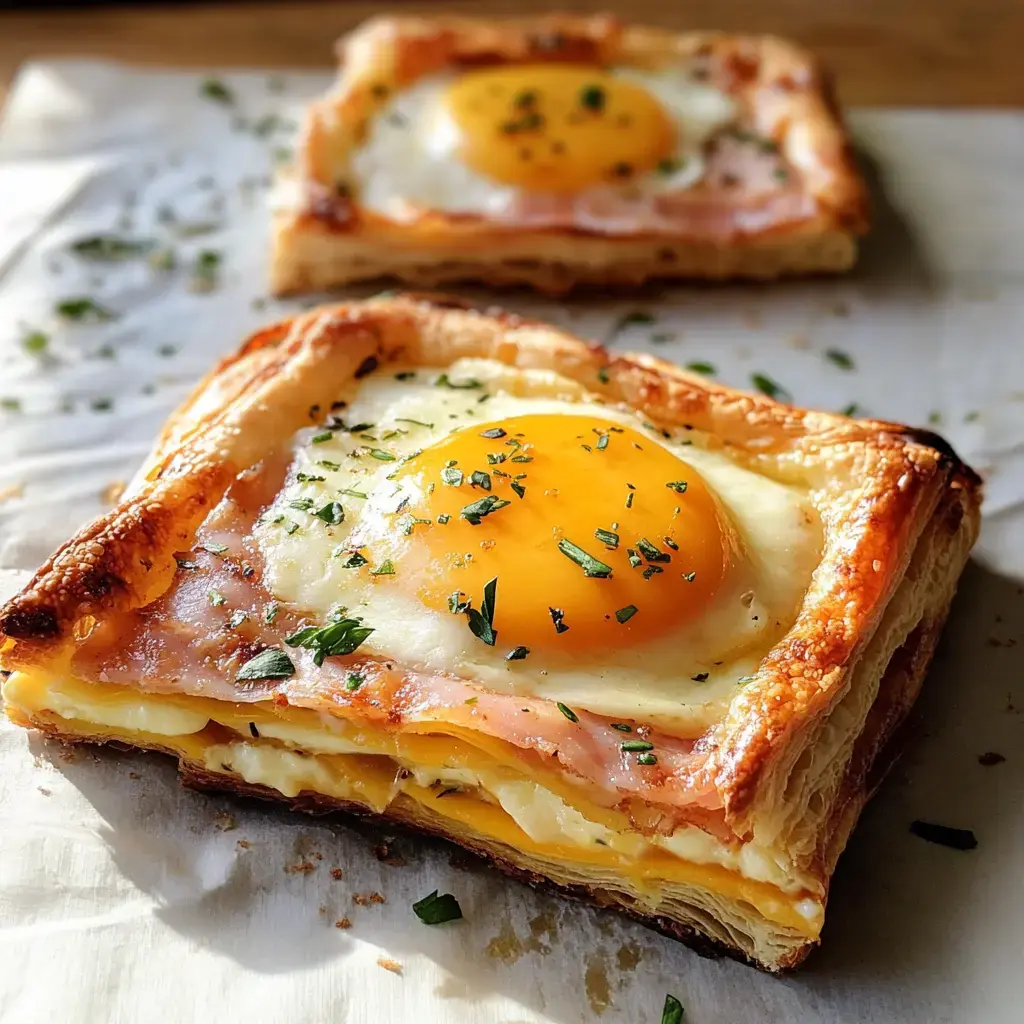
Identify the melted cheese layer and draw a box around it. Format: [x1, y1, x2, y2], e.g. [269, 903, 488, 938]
[2, 671, 823, 933]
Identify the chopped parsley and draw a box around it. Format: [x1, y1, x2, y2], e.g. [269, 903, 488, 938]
[461, 576, 498, 646]
[665, 481, 688, 494]
[21, 330, 48, 355]
[480, 427, 506, 439]
[200, 540, 228, 555]
[55, 297, 116, 322]
[340, 551, 369, 568]
[264, 602, 279, 624]
[339, 487, 368, 499]
[682, 571, 696, 582]
[685, 360, 717, 375]
[610, 723, 632, 732]
[460, 494, 510, 525]
[840, 403, 863, 418]
[627, 549, 641, 569]
[909, 820, 978, 850]
[595, 433, 609, 451]
[437, 513, 450, 524]
[314, 501, 344, 525]
[594, 527, 619, 549]
[691, 672, 709, 682]
[826, 348, 855, 370]
[621, 740, 654, 753]
[412, 890, 463, 925]
[557, 701, 579, 723]
[614, 310, 655, 333]
[200, 78, 235, 104]
[207, 588, 226, 606]
[636, 538, 670, 563]
[511, 481, 526, 499]
[615, 605, 638, 624]
[236, 648, 295, 681]
[285, 617, 374, 665]
[228, 610, 248, 629]
[345, 673, 364, 692]
[310, 431, 333, 444]
[486, 452, 507, 465]
[395, 417, 433, 428]
[289, 497, 315, 511]
[469, 470, 491, 490]
[70, 235, 154, 261]
[750, 372, 791, 402]
[661, 994, 684, 1024]
[549, 607, 569, 634]
[597, 366, 610, 384]
[557, 539, 612, 578]
[434, 373, 482, 390]
[190, 249, 221, 292]
[579, 84, 606, 112]
[296, 473, 325, 483]
[637, 752, 658, 766]
[370, 559, 396, 576]
[441, 466, 464, 486]
[317, 460, 341, 471]
[366, 448, 396, 461]
[506, 646, 530, 662]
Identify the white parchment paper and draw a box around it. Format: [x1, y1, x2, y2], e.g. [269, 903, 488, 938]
[0, 63, 1022, 1024]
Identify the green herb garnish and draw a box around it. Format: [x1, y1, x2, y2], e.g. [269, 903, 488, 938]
[621, 740, 654, 752]
[295, 473, 325, 483]
[340, 551, 369, 568]
[310, 431, 333, 444]
[200, 78, 234, 104]
[412, 890, 463, 925]
[339, 487, 368, 499]
[435, 373, 482, 390]
[480, 427, 506, 439]
[686, 361, 716, 375]
[395, 417, 434, 428]
[367, 448, 396, 461]
[289, 497, 314, 511]
[460, 494, 510, 525]
[200, 540, 228, 555]
[594, 528, 619, 549]
[264, 602, 279, 624]
[236, 648, 295, 681]
[549, 607, 569, 634]
[208, 588, 226, 606]
[506, 646, 530, 661]
[826, 348, 855, 371]
[510, 481, 525, 499]
[56, 297, 116, 322]
[463, 577, 498, 646]
[610, 723, 632, 732]
[285, 617, 374, 665]
[557, 539, 612, 578]
[441, 466, 464, 486]
[370, 559, 395, 576]
[579, 84, 606, 111]
[665, 481, 688, 493]
[22, 330, 49, 355]
[636, 538, 670, 563]
[70, 235, 154, 261]
[190, 249, 221, 292]
[469, 470, 491, 490]
[750, 372, 791, 401]
[314, 501, 344, 525]
[637, 752, 658, 766]
[615, 605, 638, 624]
[557, 701, 579, 723]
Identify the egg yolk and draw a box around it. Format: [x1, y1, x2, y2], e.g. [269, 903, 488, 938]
[372, 415, 729, 655]
[443, 66, 675, 193]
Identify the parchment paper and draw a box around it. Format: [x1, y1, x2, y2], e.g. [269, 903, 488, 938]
[0, 62, 1021, 1024]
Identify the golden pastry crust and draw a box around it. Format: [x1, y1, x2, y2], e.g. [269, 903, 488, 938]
[271, 14, 869, 295]
[0, 295, 979, 971]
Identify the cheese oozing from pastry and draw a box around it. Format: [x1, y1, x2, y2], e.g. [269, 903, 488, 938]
[351, 66, 737, 218]
[254, 359, 823, 732]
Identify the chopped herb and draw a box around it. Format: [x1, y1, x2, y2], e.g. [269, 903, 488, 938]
[340, 551, 369, 568]
[190, 250, 221, 292]
[579, 84, 606, 111]
[840, 403, 862, 417]
[594, 528, 619, 549]
[557, 702, 579, 723]
[264, 602, 279, 624]
[314, 501, 344, 525]
[511, 481, 526, 499]
[228, 610, 248, 629]
[464, 576, 498, 646]
[597, 366, 610, 384]
[909, 820, 978, 850]
[311, 431, 333, 444]
[1, 397, 22, 413]
[486, 452, 507, 465]
[70, 235, 154, 261]
[339, 487, 368, 499]
[395, 417, 434, 428]
[200, 78, 234, 104]
[826, 348, 855, 370]
[927, 410, 943, 426]
[157, 344, 177, 358]
[610, 723, 632, 732]
[773, 167, 789, 181]
[509, 455, 533, 464]
[636, 538, 670, 563]
[737, 674, 756, 684]
[370, 559, 396, 576]
[691, 672, 709, 682]
[55, 297, 116, 322]
[625, 491, 634, 509]
[22, 331, 49, 354]
[686, 361, 716, 375]
[412, 890, 463, 925]
[437, 513, 450, 524]
[549, 607, 569, 634]
[236, 648, 295, 681]
[434, 373, 482, 390]
[750, 372, 791, 401]
[637, 752, 658, 766]
[317, 460, 341, 471]
[480, 427, 506, 439]
[441, 466, 464, 486]
[657, 157, 682, 175]
[91, 397, 115, 411]
[366, 448, 396, 462]
[964, 410, 980, 423]
[614, 311, 655, 334]
[285, 617, 374, 665]
[506, 646, 530, 661]
[208, 588, 226, 607]
[642, 566, 664, 580]
[682, 571, 696, 582]
[345, 673, 364, 692]
[295, 473, 325, 483]
[470, 470, 492, 490]
[595, 433, 609, 451]
[460, 494, 510, 525]
[200, 540, 228, 555]
[558, 539, 613, 578]
[664, 537, 679, 551]
[665, 481, 688, 494]
[621, 740, 654, 752]
[289, 497, 315, 511]
[627, 549, 641, 569]
[248, 721, 260, 738]
[394, 371, 416, 381]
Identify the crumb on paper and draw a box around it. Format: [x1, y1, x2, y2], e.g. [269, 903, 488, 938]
[236, 839, 251, 850]
[741, 309, 763, 330]
[318, 905, 329, 916]
[330, 867, 344, 880]
[986, 634, 1017, 648]
[377, 957, 402, 975]
[831, 300, 850, 317]
[335, 917, 352, 929]
[352, 891, 386, 906]
[0, 483, 25, 504]
[101, 480, 126, 506]
[373, 840, 407, 866]
[127, 771, 140, 779]
[616, 942, 643, 973]
[585, 953, 612, 1014]
[524, 910, 558, 954]
[213, 811, 237, 832]
[788, 332, 811, 350]
[284, 859, 318, 875]
[37, 786, 51, 796]
[485, 921, 524, 965]
[978, 751, 1006, 766]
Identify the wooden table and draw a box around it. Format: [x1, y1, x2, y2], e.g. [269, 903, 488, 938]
[1, 0, 1022, 107]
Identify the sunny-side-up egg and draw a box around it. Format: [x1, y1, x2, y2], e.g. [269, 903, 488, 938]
[349, 63, 737, 219]
[255, 360, 822, 734]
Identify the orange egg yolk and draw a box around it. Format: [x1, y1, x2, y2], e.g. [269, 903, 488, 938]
[443, 65, 675, 193]
[373, 415, 729, 655]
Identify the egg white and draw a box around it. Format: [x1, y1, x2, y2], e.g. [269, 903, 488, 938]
[254, 360, 821, 733]
[350, 68, 737, 221]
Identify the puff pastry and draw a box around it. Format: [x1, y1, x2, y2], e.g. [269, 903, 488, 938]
[271, 14, 869, 295]
[0, 296, 978, 971]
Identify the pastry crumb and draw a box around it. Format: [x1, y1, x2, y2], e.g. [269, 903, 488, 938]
[128, 771, 140, 779]
[977, 751, 1006, 766]
[377, 956, 402, 975]
[37, 786, 51, 796]
[236, 839, 251, 850]
[330, 867, 344, 880]
[788, 332, 811, 350]
[335, 917, 352, 929]
[373, 840, 406, 866]
[213, 811, 237, 832]
[101, 480, 126, 506]
[352, 891, 387, 905]
[284, 859, 318, 875]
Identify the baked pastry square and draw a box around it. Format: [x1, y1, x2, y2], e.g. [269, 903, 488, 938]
[271, 14, 869, 295]
[1, 296, 977, 971]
